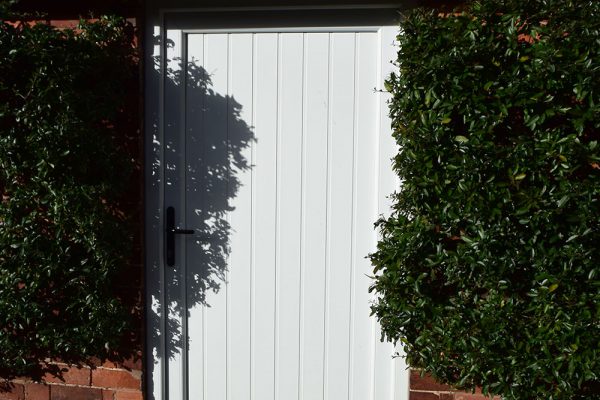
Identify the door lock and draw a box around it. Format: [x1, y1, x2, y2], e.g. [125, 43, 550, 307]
[165, 206, 194, 266]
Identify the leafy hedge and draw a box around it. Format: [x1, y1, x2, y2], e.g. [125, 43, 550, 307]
[370, 1, 600, 399]
[0, 15, 137, 376]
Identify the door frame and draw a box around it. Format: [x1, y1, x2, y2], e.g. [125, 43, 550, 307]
[144, 5, 406, 400]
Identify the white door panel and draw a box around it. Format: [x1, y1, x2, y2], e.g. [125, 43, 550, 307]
[147, 15, 406, 400]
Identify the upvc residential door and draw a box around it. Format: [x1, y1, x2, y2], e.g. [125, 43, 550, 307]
[146, 8, 406, 400]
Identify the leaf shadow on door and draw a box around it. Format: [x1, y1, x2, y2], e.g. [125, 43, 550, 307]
[147, 35, 254, 392]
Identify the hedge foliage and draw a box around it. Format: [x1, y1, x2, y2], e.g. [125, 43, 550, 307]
[0, 15, 137, 376]
[370, 1, 600, 398]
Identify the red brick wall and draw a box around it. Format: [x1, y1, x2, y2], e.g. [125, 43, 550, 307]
[1, 361, 143, 400]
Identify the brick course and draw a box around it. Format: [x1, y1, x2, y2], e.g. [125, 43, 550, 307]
[50, 386, 102, 400]
[410, 370, 501, 400]
[43, 367, 91, 386]
[410, 391, 445, 400]
[92, 369, 141, 391]
[114, 391, 143, 400]
[0, 363, 142, 400]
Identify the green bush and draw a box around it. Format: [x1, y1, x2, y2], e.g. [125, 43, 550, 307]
[370, 1, 600, 398]
[0, 15, 137, 376]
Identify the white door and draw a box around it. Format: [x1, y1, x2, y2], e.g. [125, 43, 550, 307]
[146, 9, 406, 400]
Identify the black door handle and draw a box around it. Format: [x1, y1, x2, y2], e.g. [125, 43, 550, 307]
[166, 206, 194, 267]
[170, 228, 195, 234]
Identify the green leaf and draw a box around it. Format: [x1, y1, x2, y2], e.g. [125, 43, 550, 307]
[557, 196, 569, 208]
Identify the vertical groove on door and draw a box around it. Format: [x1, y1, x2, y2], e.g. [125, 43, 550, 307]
[298, 33, 305, 400]
[322, 31, 332, 400]
[201, 33, 208, 400]
[298, 31, 307, 400]
[201, 34, 207, 400]
[276, 34, 282, 397]
[249, 33, 255, 400]
[274, 32, 281, 400]
[225, 33, 231, 400]
[348, 32, 358, 400]
[226, 34, 231, 400]
[202, 34, 210, 400]
[182, 32, 189, 400]
[250, 32, 256, 400]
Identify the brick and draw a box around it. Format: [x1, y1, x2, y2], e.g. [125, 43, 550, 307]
[410, 391, 440, 400]
[101, 390, 115, 400]
[50, 386, 102, 400]
[44, 367, 91, 386]
[92, 369, 141, 390]
[114, 392, 142, 400]
[411, 371, 456, 392]
[24, 383, 49, 400]
[0, 383, 25, 400]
